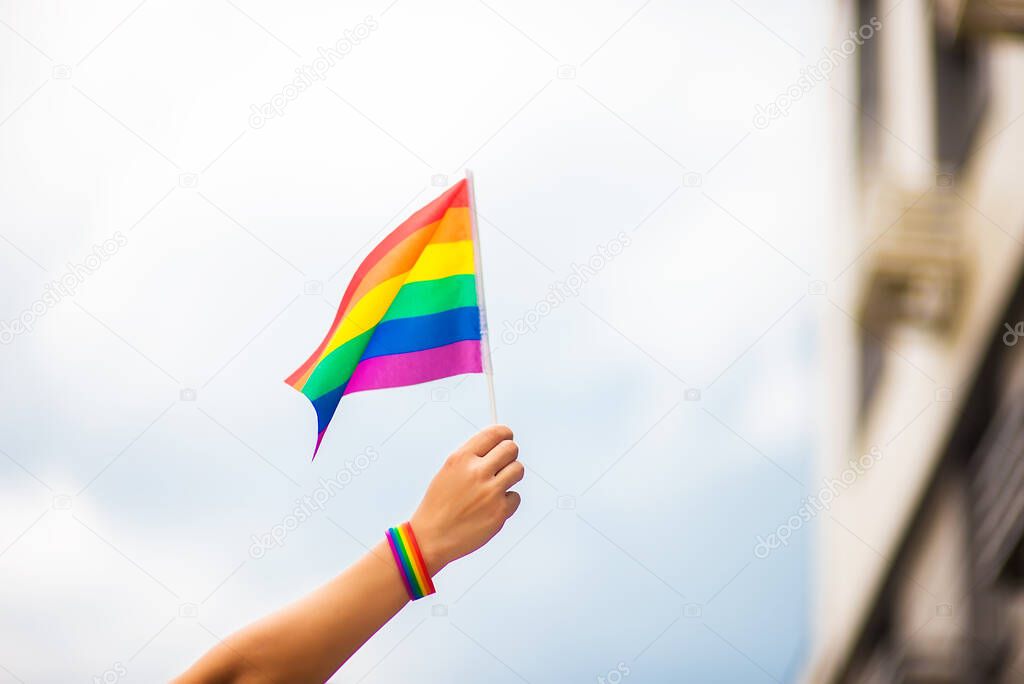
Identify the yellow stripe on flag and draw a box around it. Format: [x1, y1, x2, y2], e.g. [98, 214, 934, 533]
[321, 240, 476, 356]
[407, 239, 475, 284]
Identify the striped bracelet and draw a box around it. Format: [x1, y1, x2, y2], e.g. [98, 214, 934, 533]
[386, 522, 436, 600]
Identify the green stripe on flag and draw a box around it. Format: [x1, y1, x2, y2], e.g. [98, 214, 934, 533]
[382, 274, 477, 322]
[301, 328, 374, 401]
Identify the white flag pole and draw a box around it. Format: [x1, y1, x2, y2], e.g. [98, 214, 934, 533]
[465, 169, 498, 425]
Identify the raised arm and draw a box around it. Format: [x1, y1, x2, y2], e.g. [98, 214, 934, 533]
[173, 425, 523, 684]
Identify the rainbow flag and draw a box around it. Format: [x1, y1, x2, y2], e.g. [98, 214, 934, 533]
[286, 178, 488, 455]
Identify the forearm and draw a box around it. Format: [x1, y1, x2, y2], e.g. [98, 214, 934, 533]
[174, 425, 522, 684]
[174, 541, 414, 684]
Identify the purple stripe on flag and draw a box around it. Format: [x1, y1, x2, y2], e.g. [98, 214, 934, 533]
[343, 340, 482, 395]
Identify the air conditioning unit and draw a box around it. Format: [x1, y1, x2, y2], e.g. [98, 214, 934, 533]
[858, 186, 966, 334]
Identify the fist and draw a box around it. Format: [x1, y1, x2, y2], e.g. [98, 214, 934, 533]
[410, 425, 524, 575]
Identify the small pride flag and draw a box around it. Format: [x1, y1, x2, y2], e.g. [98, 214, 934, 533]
[286, 175, 494, 456]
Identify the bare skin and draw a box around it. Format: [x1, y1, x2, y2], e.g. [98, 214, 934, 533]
[173, 425, 523, 684]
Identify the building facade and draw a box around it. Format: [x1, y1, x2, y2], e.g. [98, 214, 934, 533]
[807, 1, 1024, 681]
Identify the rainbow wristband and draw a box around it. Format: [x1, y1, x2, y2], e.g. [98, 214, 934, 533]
[386, 522, 436, 600]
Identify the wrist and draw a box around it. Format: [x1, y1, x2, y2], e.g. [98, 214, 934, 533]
[408, 516, 447, 576]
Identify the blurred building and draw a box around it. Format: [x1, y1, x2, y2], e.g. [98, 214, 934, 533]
[807, 0, 1024, 682]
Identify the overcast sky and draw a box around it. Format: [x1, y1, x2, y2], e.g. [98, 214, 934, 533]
[0, 0, 831, 681]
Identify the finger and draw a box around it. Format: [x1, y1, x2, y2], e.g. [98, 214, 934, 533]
[459, 424, 513, 456]
[495, 460, 525, 490]
[483, 439, 518, 473]
[504, 491, 522, 518]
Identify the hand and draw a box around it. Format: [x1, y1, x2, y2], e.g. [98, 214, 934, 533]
[410, 425, 524, 575]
